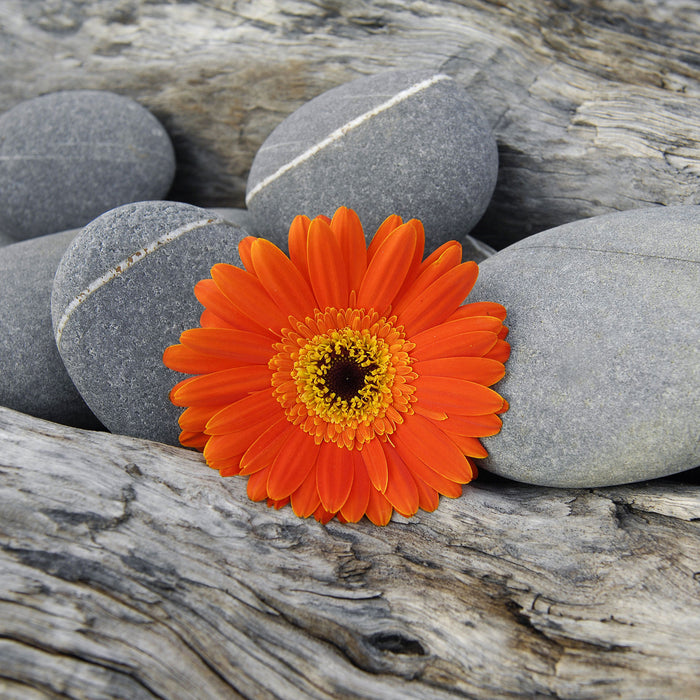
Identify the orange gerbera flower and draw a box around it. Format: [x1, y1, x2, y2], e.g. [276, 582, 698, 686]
[163, 207, 509, 525]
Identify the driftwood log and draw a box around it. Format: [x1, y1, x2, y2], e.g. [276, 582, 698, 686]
[0, 0, 698, 247]
[1, 406, 699, 699]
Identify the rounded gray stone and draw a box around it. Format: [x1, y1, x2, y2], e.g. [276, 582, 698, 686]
[51, 201, 247, 446]
[206, 207, 256, 234]
[246, 70, 498, 249]
[0, 90, 176, 240]
[0, 229, 102, 428]
[470, 205, 700, 488]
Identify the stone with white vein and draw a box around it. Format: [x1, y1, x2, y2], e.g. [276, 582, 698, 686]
[51, 201, 247, 445]
[246, 70, 498, 250]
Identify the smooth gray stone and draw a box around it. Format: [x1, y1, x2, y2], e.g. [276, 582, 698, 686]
[51, 202, 247, 446]
[206, 207, 256, 234]
[471, 205, 700, 488]
[0, 229, 16, 247]
[0, 229, 102, 428]
[246, 70, 497, 249]
[0, 90, 176, 240]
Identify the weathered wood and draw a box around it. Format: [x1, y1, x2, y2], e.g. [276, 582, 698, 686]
[1, 406, 699, 699]
[0, 0, 698, 247]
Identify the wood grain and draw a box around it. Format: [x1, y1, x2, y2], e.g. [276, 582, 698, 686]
[0, 0, 697, 247]
[1, 406, 698, 698]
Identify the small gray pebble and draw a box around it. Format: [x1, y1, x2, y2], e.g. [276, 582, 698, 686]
[51, 201, 248, 445]
[0, 229, 102, 428]
[246, 70, 497, 249]
[0, 90, 176, 240]
[471, 205, 700, 488]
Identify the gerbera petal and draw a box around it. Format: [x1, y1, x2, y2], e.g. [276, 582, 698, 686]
[411, 329, 499, 362]
[291, 468, 322, 518]
[247, 466, 271, 501]
[393, 414, 474, 484]
[429, 412, 503, 438]
[393, 218, 425, 300]
[382, 444, 420, 518]
[178, 328, 274, 364]
[205, 389, 280, 435]
[179, 430, 209, 450]
[307, 217, 350, 309]
[204, 428, 261, 463]
[195, 279, 275, 336]
[444, 432, 489, 458]
[239, 418, 293, 475]
[361, 438, 388, 492]
[413, 357, 506, 386]
[199, 308, 238, 330]
[171, 365, 270, 406]
[267, 429, 321, 500]
[238, 236, 257, 273]
[357, 222, 417, 313]
[330, 206, 367, 290]
[414, 375, 506, 415]
[415, 479, 440, 512]
[395, 261, 479, 335]
[417, 240, 462, 272]
[316, 443, 354, 513]
[313, 504, 335, 524]
[365, 487, 393, 526]
[393, 240, 461, 312]
[392, 438, 464, 498]
[218, 461, 244, 477]
[288, 215, 312, 283]
[211, 264, 289, 334]
[163, 344, 244, 374]
[250, 238, 318, 320]
[449, 300, 507, 322]
[367, 214, 402, 260]
[484, 339, 512, 363]
[339, 451, 371, 523]
[178, 404, 227, 433]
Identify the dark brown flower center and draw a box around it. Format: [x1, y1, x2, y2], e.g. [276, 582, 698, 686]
[322, 350, 378, 403]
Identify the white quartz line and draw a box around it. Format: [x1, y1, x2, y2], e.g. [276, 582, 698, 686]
[245, 73, 451, 205]
[54, 217, 224, 347]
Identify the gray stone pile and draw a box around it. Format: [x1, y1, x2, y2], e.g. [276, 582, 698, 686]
[0, 74, 697, 488]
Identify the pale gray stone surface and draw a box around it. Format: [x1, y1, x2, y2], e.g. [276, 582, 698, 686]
[471, 205, 700, 487]
[0, 229, 101, 428]
[0, 90, 175, 240]
[246, 70, 498, 249]
[206, 207, 257, 236]
[51, 201, 247, 445]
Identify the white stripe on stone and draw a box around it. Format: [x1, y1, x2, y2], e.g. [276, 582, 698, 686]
[245, 73, 451, 205]
[54, 217, 224, 347]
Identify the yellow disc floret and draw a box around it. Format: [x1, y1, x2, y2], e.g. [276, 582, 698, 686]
[269, 308, 416, 449]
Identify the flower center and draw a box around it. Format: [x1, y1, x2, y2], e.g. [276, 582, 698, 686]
[269, 308, 417, 449]
[324, 350, 376, 402]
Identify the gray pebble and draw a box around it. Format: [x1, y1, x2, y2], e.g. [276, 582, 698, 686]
[51, 201, 248, 445]
[0, 90, 176, 240]
[0, 229, 102, 428]
[471, 205, 700, 487]
[246, 70, 497, 249]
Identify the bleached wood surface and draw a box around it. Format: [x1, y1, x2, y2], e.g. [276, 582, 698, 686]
[1, 406, 699, 699]
[0, 0, 698, 247]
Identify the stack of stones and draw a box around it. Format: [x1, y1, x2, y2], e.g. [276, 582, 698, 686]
[0, 72, 697, 488]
